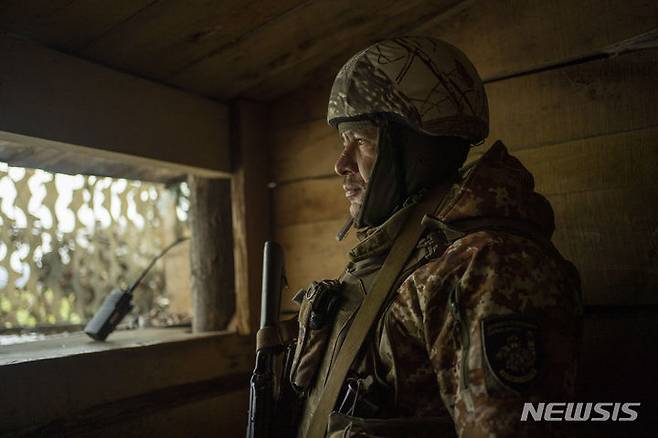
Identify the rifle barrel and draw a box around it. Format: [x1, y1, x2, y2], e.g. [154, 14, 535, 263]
[260, 241, 284, 330]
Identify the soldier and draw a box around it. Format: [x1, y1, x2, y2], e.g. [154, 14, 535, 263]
[288, 36, 582, 437]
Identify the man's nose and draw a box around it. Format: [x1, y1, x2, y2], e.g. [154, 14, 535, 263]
[334, 149, 357, 176]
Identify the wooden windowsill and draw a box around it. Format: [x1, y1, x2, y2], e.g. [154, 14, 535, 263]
[0, 328, 254, 434]
[0, 327, 222, 366]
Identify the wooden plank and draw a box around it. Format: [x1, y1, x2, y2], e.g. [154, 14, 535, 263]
[0, 34, 231, 175]
[270, 119, 339, 183]
[273, 127, 658, 227]
[0, 328, 212, 366]
[80, 0, 306, 81]
[416, 0, 658, 81]
[243, 41, 359, 103]
[269, 83, 333, 129]
[513, 126, 658, 195]
[16, 373, 248, 436]
[88, 389, 249, 438]
[486, 49, 658, 152]
[269, 50, 658, 182]
[273, 177, 347, 227]
[0, 331, 253, 431]
[189, 177, 234, 332]
[275, 219, 357, 310]
[0, 0, 154, 50]
[550, 186, 658, 306]
[231, 101, 272, 334]
[0, 130, 224, 182]
[171, 0, 463, 99]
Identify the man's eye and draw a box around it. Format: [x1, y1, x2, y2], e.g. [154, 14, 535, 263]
[355, 139, 366, 146]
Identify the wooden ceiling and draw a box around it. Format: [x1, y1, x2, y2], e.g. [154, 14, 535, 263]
[0, 0, 463, 102]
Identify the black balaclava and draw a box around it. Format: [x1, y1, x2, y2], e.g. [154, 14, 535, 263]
[353, 117, 469, 229]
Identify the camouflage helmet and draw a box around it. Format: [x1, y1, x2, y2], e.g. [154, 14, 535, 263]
[327, 36, 489, 143]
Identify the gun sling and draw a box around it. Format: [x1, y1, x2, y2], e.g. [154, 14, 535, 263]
[306, 183, 453, 437]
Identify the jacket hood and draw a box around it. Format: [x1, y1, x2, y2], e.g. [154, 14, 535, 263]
[439, 141, 555, 237]
[353, 120, 470, 229]
[349, 141, 555, 262]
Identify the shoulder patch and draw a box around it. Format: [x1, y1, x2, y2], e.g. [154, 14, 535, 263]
[481, 316, 542, 393]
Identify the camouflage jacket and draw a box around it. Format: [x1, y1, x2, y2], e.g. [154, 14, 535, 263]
[294, 141, 582, 437]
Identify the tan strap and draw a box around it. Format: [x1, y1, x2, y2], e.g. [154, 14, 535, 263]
[306, 184, 451, 437]
[256, 318, 300, 350]
[256, 326, 282, 350]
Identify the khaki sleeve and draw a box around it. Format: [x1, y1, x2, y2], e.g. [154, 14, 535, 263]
[416, 234, 582, 437]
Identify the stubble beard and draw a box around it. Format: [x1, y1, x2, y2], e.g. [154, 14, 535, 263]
[349, 199, 362, 219]
[344, 175, 367, 220]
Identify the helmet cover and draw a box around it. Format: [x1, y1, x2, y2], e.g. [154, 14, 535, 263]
[327, 36, 489, 143]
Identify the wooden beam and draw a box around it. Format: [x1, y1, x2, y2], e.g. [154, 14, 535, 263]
[189, 176, 235, 332]
[16, 373, 249, 436]
[79, 0, 307, 81]
[231, 101, 271, 334]
[0, 34, 230, 178]
[170, 0, 463, 99]
[0, 130, 223, 182]
[82, 388, 250, 438]
[0, 0, 154, 51]
[2, 0, 656, 102]
[0, 330, 253, 432]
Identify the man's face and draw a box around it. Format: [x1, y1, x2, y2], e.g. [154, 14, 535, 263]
[334, 124, 379, 219]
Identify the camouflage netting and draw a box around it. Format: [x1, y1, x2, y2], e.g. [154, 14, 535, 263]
[0, 161, 191, 331]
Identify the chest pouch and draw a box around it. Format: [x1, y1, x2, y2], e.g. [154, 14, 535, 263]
[290, 279, 343, 391]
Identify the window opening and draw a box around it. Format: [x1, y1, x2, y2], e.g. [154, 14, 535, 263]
[0, 161, 191, 345]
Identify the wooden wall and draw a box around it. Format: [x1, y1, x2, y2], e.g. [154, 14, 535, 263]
[267, 0, 658, 432]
